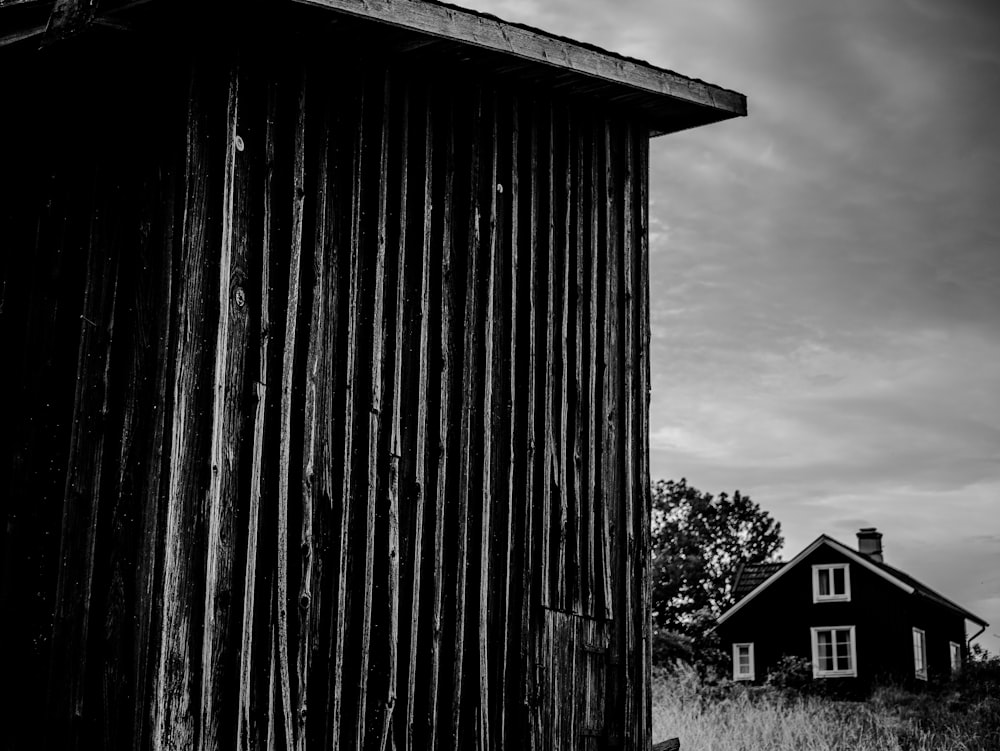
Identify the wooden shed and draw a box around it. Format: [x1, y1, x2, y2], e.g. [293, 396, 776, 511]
[0, 2, 745, 749]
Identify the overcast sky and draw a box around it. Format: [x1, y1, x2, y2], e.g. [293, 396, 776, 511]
[458, 0, 1000, 654]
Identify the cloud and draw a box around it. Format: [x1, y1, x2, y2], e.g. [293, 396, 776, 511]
[459, 0, 1000, 655]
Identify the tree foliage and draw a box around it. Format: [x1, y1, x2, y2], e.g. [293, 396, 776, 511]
[650, 478, 783, 638]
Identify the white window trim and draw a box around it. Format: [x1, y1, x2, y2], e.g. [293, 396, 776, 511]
[732, 642, 755, 681]
[812, 563, 851, 603]
[913, 628, 928, 681]
[811, 625, 857, 678]
[949, 641, 962, 675]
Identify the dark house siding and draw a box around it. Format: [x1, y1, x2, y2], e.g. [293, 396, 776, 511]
[1, 18, 663, 751]
[717, 544, 970, 687]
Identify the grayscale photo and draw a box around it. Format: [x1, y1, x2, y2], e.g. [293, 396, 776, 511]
[1, 1, 996, 749]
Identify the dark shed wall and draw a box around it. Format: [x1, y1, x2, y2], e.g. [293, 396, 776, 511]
[1, 26, 652, 751]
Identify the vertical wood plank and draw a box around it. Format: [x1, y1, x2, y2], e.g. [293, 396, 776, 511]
[267, 628, 279, 751]
[569, 617, 579, 748]
[476, 87, 499, 750]
[598, 117, 616, 623]
[621, 122, 637, 747]
[450, 84, 484, 748]
[200, 62, 246, 751]
[47, 165, 122, 750]
[496, 92, 519, 751]
[153, 64, 217, 751]
[399, 88, 433, 751]
[312, 73, 341, 751]
[522, 97, 540, 750]
[330, 73, 366, 751]
[601, 115, 623, 743]
[578, 620, 589, 751]
[273, 66, 307, 751]
[636, 126, 653, 749]
[376, 75, 408, 751]
[297, 211, 319, 751]
[236, 72, 277, 751]
[584, 117, 599, 620]
[101, 135, 155, 751]
[357, 69, 391, 751]
[539, 101, 555, 611]
[427, 96, 456, 751]
[550, 618, 559, 749]
[539, 614, 550, 750]
[239, 73, 277, 751]
[572, 118, 586, 616]
[555, 105, 570, 613]
[298, 69, 336, 751]
[133, 136, 177, 751]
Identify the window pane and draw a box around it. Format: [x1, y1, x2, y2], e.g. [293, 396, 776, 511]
[817, 631, 833, 670]
[832, 567, 845, 595]
[818, 569, 830, 596]
[913, 631, 926, 672]
[815, 628, 854, 674]
[835, 630, 852, 670]
[735, 645, 752, 677]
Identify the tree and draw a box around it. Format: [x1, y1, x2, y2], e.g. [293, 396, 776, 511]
[650, 478, 782, 643]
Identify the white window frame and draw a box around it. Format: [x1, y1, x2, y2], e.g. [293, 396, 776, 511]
[913, 628, 928, 681]
[949, 641, 962, 675]
[810, 625, 857, 678]
[812, 563, 851, 603]
[732, 642, 755, 681]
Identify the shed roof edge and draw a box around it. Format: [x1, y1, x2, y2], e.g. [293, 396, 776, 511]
[291, 0, 746, 119]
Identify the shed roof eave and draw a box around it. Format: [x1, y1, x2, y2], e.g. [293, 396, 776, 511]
[291, 0, 746, 132]
[4, 0, 747, 133]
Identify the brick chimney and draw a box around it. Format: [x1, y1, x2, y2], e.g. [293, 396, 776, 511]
[857, 527, 883, 562]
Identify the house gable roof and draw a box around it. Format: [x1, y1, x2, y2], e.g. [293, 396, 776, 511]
[870, 557, 988, 627]
[732, 561, 784, 602]
[717, 534, 988, 628]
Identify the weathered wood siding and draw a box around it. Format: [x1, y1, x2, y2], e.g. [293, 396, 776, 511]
[1, 29, 651, 751]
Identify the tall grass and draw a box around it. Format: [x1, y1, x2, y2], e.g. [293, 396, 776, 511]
[651, 663, 1000, 751]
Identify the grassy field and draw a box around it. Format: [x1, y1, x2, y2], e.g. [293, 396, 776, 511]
[651, 662, 1000, 751]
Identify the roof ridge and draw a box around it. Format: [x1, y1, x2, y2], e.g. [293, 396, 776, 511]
[718, 533, 987, 628]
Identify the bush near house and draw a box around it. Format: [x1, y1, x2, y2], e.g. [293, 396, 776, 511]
[653, 649, 1000, 751]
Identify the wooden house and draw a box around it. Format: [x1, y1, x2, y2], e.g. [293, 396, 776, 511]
[716, 529, 988, 688]
[0, 1, 745, 748]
